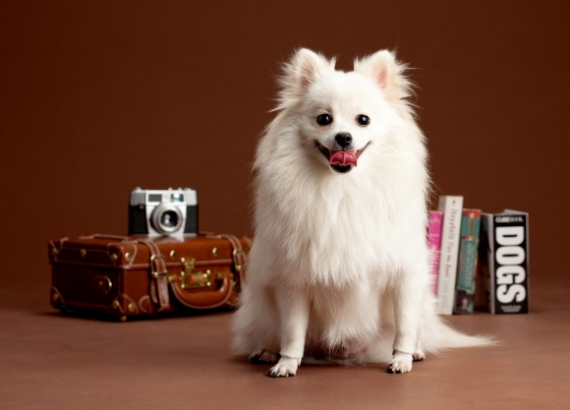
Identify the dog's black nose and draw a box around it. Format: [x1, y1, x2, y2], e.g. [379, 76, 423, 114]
[335, 132, 352, 148]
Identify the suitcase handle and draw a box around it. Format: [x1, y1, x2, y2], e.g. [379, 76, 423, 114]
[166, 234, 250, 310]
[169, 270, 235, 309]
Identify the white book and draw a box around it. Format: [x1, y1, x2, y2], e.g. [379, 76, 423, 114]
[436, 195, 464, 314]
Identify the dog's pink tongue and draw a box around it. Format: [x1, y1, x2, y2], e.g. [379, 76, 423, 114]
[330, 151, 357, 167]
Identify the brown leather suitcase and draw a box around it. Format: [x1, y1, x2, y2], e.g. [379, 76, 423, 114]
[48, 233, 251, 321]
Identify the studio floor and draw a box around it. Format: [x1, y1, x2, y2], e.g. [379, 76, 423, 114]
[1, 277, 569, 410]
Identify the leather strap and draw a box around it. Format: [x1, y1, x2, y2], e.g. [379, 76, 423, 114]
[220, 233, 248, 286]
[209, 233, 250, 285]
[87, 234, 170, 311]
[137, 238, 170, 311]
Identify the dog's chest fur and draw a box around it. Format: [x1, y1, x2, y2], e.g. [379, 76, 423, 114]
[254, 134, 427, 288]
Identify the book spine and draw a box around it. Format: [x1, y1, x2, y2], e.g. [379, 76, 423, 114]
[436, 195, 464, 315]
[427, 211, 443, 297]
[489, 212, 530, 314]
[453, 209, 482, 314]
[475, 213, 494, 312]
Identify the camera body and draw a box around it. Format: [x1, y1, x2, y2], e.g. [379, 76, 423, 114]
[128, 188, 198, 236]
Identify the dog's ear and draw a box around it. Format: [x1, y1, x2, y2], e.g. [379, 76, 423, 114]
[275, 48, 335, 110]
[354, 50, 412, 104]
[290, 48, 333, 90]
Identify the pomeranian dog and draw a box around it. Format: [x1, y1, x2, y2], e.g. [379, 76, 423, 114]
[233, 48, 492, 377]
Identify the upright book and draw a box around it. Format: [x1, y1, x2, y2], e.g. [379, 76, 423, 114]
[476, 210, 529, 314]
[436, 195, 464, 315]
[453, 209, 482, 314]
[427, 211, 443, 297]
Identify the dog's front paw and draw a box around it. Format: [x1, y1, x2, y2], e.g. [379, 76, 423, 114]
[249, 349, 279, 364]
[267, 356, 300, 378]
[387, 351, 413, 374]
[412, 349, 426, 362]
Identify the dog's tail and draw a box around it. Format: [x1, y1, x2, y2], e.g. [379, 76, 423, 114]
[355, 313, 496, 365]
[422, 316, 496, 352]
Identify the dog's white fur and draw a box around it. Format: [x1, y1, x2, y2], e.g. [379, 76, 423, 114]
[233, 48, 492, 377]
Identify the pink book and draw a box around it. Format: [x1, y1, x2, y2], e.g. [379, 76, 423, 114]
[427, 211, 443, 296]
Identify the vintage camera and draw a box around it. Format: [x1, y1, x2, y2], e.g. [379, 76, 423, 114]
[128, 188, 198, 236]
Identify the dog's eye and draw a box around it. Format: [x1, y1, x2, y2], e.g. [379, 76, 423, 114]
[357, 115, 370, 126]
[316, 114, 333, 126]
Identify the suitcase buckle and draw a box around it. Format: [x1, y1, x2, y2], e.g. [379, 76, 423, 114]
[233, 248, 246, 273]
[150, 254, 168, 278]
[180, 257, 211, 289]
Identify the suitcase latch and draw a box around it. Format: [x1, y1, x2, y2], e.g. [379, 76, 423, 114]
[180, 257, 211, 289]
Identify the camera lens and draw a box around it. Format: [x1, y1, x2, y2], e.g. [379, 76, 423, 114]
[160, 210, 179, 228]
[150, 203, 183, 235]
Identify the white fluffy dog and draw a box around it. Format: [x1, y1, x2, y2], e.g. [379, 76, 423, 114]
[233, 48, 491, 377]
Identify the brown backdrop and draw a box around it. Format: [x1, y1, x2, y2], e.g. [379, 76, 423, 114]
[1, 1, 569, 307]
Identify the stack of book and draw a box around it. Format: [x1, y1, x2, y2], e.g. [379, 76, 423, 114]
[429, 195, 529, 315]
